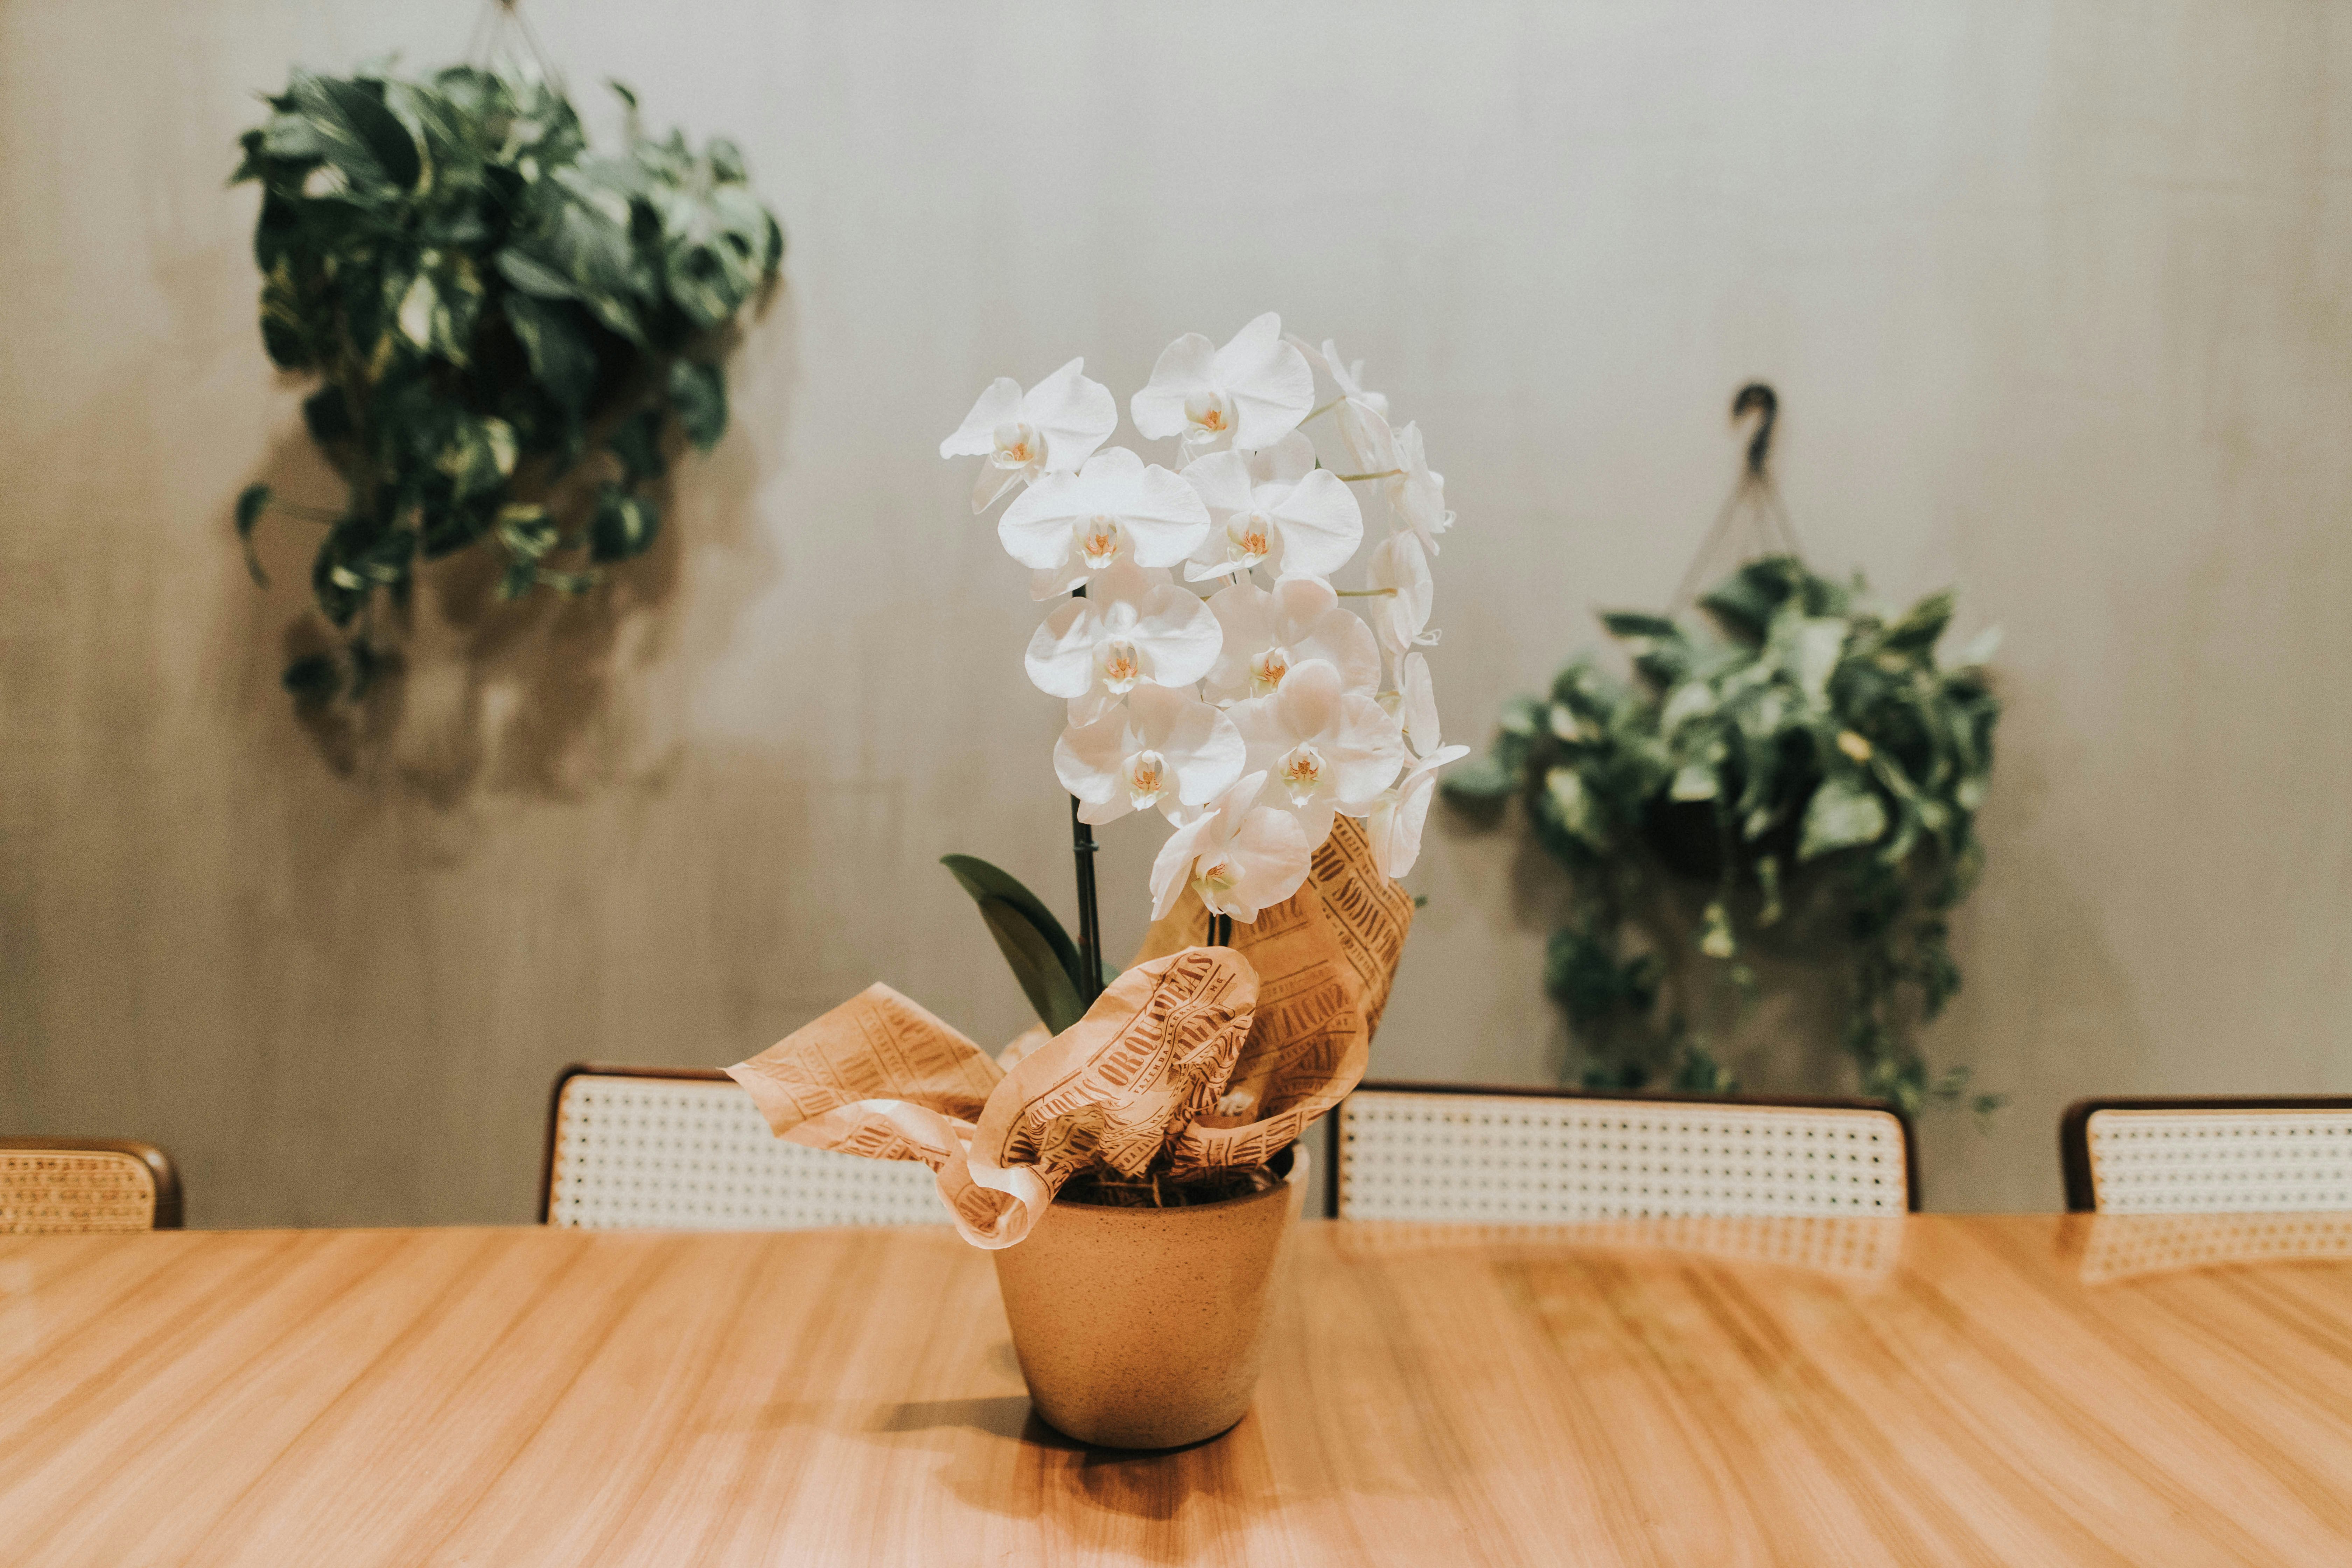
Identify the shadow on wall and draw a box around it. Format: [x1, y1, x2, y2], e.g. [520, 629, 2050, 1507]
[233, 296, 798, 810]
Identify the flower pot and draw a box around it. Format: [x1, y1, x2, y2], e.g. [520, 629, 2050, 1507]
[990, 1144, 1307, 1450]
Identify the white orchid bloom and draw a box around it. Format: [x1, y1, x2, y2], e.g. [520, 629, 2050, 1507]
[1203, 577, 1381, 705]
[1149, 771, 1312, 923]
[1130, 312, 1314, 460]
[1023, 559, 1220, 717]
[1178, 447, 1362, 585]
[1366, 743, 1469, 879]
[1227, 658, 1405, 849]
[998, 446, 1211, 598]
[939, 358, 1118, 513]
[1291, 335, 1395, 475]
[1384, 421, 1453, 553]
[1056, 683, 1245, 826]
[1366, 531, 1436, 660]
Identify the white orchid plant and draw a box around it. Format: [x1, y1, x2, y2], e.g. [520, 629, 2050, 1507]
[938, 314, 1466, 1026]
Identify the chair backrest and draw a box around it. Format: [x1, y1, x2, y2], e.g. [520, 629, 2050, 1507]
[1327, 1082, 1917, 1220]
[0, 1138, 182, 1233]
[2060, 1097, 2352, 1213]
[540, 1064, 947, 1230]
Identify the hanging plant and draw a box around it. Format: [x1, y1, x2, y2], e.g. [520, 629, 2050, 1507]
[1443, 397, 2001, 1116]
[230, 66, 782, 702]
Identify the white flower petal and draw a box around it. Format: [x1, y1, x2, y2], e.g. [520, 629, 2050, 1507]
[1105, 459, 1213, 568]
[1130, 586, 1222, 688]
[1216, 806, 1311, 920]
[1339, 400, 1396, 476]
[1245, 431, 1318, 489]
[1265, 469, 1363, 582]
[1054, 708, 1138, 807]
[998, 468, 1085, 570]
[1022, 357, 1117, 472]
[1368, 531, 1434, 656]
[1130, 332, 1217, 440]
[1023, 598, 1100, 698]
[1213, 313, 1315, 450]
[1150, 807, 1221, 918]
[1400, 651, 1441, 755]
[1179, 449, 1254, 516]
[1270, 576, 1382, 696]
[939, 376, 1023, 458]
[1270, 656, 1343, 741]
[1328, 694, 1408, 805]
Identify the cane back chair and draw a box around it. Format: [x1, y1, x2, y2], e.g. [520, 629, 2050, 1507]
[0, 1137, 183, 1233]
[2060, 1096, 2352, 1213]
[1326, 1082, 1918, 1220]
[540, 1064, 947, 1229]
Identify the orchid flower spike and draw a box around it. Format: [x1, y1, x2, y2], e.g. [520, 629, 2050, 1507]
[1149, 771, 1312, 922]
[1366, 531, 1437, 662]
[1180, 433, 1362, 584]
[1204, 576, 1381, 705]
[1023, 559, 1221, 719]
[999, 446, 1211, 597]
[1130, 312, 1315, 460]
[1384, 421, 1454, 553]
[939, 358, 1118, 513]
[1227, 658, 1406, 849]
[1056, 683, 1246, 827]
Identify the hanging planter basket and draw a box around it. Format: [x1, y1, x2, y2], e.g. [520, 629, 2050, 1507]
[1444, 385, 2004, 1115]
[230, 16, 782, 705]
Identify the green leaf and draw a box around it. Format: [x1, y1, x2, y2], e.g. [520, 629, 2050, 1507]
[978, 896, 1087, 1034]
[668, 359, 726, 449]
[495, 502, 558, 561]
[234, 484, 272, 585]
[301, 387, 351, 445]
[1440, 752, 1518, 805]
[588, 485, 660, 562]
[939, 854, 1083, 995]
[1599, 611, 1682, 641]
[281, 652, 341, 702]
[1798, 775, 1889, 861]
[495, 250, 581, 301]
[1884, 590, 1956, 654]
[502, 294, 596, 412]
[291, 74, 421, 192]
[606, 408, 667, 484]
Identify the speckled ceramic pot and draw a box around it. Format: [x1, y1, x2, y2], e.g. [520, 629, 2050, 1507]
[991, 1145, 1307, 1450]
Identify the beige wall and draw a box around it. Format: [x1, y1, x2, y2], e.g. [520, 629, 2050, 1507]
[4, 0, 2348, 1224]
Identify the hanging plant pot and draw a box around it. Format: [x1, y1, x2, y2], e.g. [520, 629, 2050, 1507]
[989, 1145, 1307, 1450]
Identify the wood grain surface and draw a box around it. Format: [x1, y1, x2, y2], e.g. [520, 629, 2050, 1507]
[2, 1215, 2348, 1566]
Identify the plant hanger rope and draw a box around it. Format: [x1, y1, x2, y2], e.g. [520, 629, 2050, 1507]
[1668, 382, 1805, 614]
[464, 0, 565, 92]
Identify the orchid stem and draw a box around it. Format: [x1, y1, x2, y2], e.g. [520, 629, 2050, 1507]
[1069, 583, 1104, 1005]
[1334, 588, 1398, 598]
[1333, 469, 1402, 483]
[1303, 396, 1344, 424]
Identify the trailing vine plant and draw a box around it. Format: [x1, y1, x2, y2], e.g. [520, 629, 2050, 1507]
[1443, 554, 2002, 1118]
[231, 66, 782, 702]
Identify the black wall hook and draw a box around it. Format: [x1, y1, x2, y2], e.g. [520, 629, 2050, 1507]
[1732, 382, 1778, 478]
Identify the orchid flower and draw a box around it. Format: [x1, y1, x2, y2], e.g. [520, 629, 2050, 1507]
[1366, 530, 1436, 662]
[1024, 559, 1220, 719]
[1292, 335, 1395, 476]
[1056, 683, 1246, 826]
[999, 447, 1210, 597]
[1149, 771, 1312, 922]
[1366, 653, 1468, 878]
[1130, 313, 1315, 459]
[1179, 439, 1362, 584]
[1383, 421, 1453, 553]
[1203, 576, 1381, 705]
[939, 358, 1118, 513]
[1227, 658, 1406, 848]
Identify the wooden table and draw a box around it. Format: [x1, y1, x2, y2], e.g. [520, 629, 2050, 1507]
[4, 1215, 2349, 1565]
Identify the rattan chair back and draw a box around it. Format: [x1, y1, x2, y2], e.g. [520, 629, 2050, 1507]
[1327, 1082, 1917, 1220]
[0, 1137, 182, 1233]
[2059, 1096, 2352, 1213]
[540, 1064, 947, 1229]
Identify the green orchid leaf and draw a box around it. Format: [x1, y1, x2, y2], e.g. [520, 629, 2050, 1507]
[978, 896, 1088, 1035]
[939, 854, 1084, 995]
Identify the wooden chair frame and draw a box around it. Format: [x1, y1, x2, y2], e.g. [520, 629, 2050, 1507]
[1323, 1080, 1920, 1218]
[0, 1136, 183, 1230]
[2059, 1095, 2352, 1213]
[537, 1062, 736, 1224]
